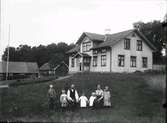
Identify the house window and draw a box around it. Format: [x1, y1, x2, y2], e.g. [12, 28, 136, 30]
[101, 55, 106, 66]
[71, 58, 75, 67]
[118, 55, 125, 67]
[93, 50, 98, 55]
[83, 57, 90, 63]
[101, 49, 107, 53]
[130, 56, 137, 67]
[83, 42, 91, 52]
[142, 57, 148, 68]
[124, 38, 130, 50]
[93, 56, 98, 67]
[137, 40, 142, 51]
[132, 33, 136, 37]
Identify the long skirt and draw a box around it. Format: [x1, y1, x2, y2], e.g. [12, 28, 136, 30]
[94, 96, 103, 108]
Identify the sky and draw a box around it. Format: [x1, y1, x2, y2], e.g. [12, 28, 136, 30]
[0, 0, 167, 60]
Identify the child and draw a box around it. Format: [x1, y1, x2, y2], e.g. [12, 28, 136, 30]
[89, 92, 96, 107]
[103, 86, 111, 107]
[79, 92, 88, 108]
[47, 84, 56, 110]
[60, 89, 68, 108]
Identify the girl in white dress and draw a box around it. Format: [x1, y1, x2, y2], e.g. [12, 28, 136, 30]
[60, 89, 68, 108]
[89, 92, 96, 107]
[103, 86, 111, 107]
[79, 92, 88, 108]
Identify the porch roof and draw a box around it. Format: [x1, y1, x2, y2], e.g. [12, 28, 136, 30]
[72, 52, 91, 58]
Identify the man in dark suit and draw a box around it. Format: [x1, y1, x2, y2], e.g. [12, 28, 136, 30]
[67, 84, 79, 108]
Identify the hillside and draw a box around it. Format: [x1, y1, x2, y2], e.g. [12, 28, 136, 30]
[0, 72, 165, 122]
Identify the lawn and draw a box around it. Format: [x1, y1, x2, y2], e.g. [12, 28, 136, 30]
[0, 72, 165, 122]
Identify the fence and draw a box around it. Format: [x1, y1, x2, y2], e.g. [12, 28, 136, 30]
[152, 64, 166, 71]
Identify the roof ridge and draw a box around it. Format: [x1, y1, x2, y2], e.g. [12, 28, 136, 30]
[84, 32, 104, 36]
[0, 61, 37, 64]
[106, 29, 134, 36]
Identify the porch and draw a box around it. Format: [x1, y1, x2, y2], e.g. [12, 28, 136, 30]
[73, 53, 91, 72]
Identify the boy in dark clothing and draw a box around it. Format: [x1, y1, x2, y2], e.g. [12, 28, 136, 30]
[47, 84, 56, 110]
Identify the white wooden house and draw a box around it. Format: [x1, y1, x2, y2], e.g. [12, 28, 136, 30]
[67, 29, 157, 73]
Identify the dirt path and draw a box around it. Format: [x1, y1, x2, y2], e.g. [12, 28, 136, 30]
[56, 75, 73, 81]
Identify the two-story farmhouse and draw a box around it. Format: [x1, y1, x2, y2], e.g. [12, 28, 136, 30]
[67, 29, 157, 73]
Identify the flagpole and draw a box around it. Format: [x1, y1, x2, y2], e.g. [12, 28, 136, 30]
[6, 24, 10, 80]
[0, 0, 1, 60]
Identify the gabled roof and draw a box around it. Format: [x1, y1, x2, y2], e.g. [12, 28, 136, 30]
[76, 32, 105, 44]
[0, 61, 39, 73]
[84, 32, 105, 41]
[72, 52, 91, 58]
[135, 30, 157, 51]
[67, 29, 157, 54]
[67, 32, 105, 54]
[92, 29, 133, 49]
[92, 29, 157, 51]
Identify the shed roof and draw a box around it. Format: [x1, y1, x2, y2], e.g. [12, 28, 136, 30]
[0, 61, 39, 73]
[39, 62, 51, 70]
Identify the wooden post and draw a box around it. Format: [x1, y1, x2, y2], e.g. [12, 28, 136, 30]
[0, 85, 9, 116]
[162, 21, 167, 121]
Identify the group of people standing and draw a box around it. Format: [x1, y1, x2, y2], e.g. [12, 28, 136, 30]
[47, 83, 111, 110]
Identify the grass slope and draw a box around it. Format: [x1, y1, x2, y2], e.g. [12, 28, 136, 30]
[0, 72, 165, 122]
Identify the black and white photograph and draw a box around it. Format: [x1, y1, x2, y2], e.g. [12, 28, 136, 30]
[0, 0, 166, 122]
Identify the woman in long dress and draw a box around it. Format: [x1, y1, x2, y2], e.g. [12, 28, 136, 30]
[94, 84, 104, 108]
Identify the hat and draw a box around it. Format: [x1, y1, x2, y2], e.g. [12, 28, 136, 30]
[49, 84, 53, 88]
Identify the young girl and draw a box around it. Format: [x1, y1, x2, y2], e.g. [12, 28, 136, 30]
[79, 92, 88, 108]
[60, 89, 68, 108]
[103, 86, 111, 107]
[89, 92, 96, 107]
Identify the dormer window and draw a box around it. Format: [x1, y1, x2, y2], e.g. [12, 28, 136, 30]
[124, 38, 130, 50]
[83, 41, 91, 52]
[101, 49, 107, 53]
[93, 50, 98, 55]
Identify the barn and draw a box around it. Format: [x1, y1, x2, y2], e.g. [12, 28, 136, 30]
[0, 61, 39, 80]
[39, 61, 69, 76]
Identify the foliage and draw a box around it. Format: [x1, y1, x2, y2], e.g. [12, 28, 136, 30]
[2, 43, 75, 67]
[133, 20, 164, 64]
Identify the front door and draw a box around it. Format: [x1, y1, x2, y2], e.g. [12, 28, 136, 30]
[83, 57, 91, 71]
[79, 63, 82, 71]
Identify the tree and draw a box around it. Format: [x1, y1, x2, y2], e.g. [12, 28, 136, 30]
[133, 20, 164, 64]
[1, 42, 75, 67]
[2, 47, 16, 61]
